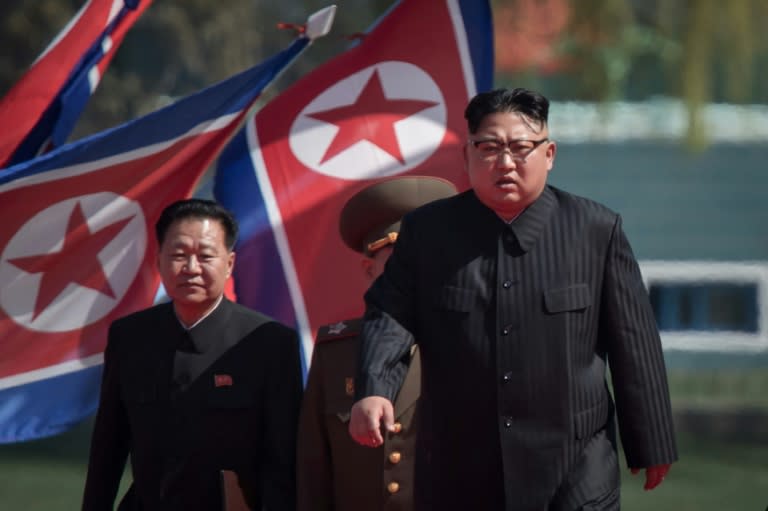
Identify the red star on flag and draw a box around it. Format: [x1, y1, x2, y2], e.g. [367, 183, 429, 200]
[308, 69, 438, 165]
[8, 202, 133, 320]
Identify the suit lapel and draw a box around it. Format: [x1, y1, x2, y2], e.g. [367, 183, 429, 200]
[507, 186, 557, 253]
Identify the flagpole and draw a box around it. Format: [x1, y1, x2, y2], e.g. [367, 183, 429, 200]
[215, 6, 338, 162]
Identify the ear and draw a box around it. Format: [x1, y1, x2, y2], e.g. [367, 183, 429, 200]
[360, 257, 374, 280]
[545, 140, 557, 171]
[226, 251, 236, 278]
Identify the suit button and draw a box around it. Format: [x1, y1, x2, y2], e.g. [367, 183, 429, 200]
[387, 481, 400, 494]
[388, 451, 402, 464]
[392, 422, 403, 434]
[502, 280, 513, 289]
[504, 418, 513, 428]
[501, 328, 509, 336]
[501, 373, 511, 383]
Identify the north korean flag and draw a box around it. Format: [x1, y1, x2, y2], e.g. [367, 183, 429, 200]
[214, 0, 494, 372]
[0, 0, 152, 168]
[0, 28, 321, 443]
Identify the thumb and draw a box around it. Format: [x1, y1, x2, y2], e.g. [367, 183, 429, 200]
[382, 400, 395, 431]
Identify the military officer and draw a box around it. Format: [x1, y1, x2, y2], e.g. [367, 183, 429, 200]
[296, 176, 458, 511]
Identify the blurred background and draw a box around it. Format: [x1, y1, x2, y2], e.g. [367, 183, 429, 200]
[1, 0, 767, 509]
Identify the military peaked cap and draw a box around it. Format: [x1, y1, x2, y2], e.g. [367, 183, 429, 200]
[339, 176, 457, 255]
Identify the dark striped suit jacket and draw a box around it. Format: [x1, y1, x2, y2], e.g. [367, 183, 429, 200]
[355, 186, 678, 511]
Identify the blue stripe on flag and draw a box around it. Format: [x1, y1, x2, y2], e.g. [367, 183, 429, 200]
[0, 365, 102, 443]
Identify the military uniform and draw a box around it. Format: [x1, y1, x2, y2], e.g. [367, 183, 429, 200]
[296, 176, 457, 511]
[297, 319, 420, 511]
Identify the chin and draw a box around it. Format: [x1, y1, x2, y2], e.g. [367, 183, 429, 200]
[172, 293, 209, 304]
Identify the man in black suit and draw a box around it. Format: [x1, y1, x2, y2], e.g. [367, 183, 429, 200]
[349, 88, 678, 510]
[82, 198, 302, 511]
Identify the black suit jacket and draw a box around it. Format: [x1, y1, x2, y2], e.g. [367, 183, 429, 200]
[82, 298, 302, 511]
[355, 187, 678, 510]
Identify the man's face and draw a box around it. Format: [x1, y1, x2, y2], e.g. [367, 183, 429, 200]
[157, 217, 234, 317]
[464, 111, 555, 220]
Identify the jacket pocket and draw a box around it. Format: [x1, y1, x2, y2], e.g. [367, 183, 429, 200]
[573, 399, 610, 440]
[544, 283, 591, 313]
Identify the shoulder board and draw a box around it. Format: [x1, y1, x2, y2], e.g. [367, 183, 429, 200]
[315, 318, 362, 343]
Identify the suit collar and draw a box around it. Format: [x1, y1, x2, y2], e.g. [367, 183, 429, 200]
[507, 185, 557, 253]
[187, 298, 234, 353]
[465, 186, 557, 253]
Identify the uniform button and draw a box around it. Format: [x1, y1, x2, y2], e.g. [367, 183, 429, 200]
[392, 422, 403, 434]
[502, 280, 513, 289]
[387, 481, 400, 494]
[388, 451, 402, 464]
[501, 328, 509, 336]
[504, 418, 513, 428]
[501, 373, 511, 383]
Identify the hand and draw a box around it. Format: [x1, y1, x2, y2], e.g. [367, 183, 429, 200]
[630, 463, 671, 490]
[349, 396, 394, 448]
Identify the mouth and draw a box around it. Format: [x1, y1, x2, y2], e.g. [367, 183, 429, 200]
[495, 177, 518, 190]
[178, 282, 204, 289]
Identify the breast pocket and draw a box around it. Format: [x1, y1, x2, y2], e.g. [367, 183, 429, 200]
[543, 283, 591, 314]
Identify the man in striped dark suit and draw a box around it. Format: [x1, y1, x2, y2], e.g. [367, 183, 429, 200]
[348, 88, 677, 510]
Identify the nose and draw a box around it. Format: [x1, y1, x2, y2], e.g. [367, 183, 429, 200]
[182, 255, 201, 273]
[495, 150, 517, 168]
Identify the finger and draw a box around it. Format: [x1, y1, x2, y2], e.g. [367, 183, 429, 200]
[644, 467, 665, 491]
[382, 401, 395, 432]
[369, 428, 384, 446]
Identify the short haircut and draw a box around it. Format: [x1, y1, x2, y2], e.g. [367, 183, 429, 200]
[155, 198, 239, 250]
[464, 88, 550, 134]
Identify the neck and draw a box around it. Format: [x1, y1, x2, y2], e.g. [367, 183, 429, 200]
[495, 208, 524, 223]
[174, 295, 223, 328]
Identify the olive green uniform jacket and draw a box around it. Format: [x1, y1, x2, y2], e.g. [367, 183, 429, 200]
[297, 319, 419, 511]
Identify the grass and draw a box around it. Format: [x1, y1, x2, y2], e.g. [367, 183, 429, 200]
[0, 419, 131, 509]
[620, 432, 768, 511]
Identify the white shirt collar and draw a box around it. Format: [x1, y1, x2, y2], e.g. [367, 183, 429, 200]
[175, 294, 224, 331]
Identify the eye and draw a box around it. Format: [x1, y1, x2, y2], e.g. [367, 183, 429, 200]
[510, 141, 535, 153]
[475, 140, 502, 153]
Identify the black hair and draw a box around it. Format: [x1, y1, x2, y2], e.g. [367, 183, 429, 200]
[464, 88, 550, 134]
[155, 198, 239, 250]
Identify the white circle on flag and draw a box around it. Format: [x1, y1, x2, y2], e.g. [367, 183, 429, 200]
[0, 193, 146, 332]
[289, 61, 447, 180]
